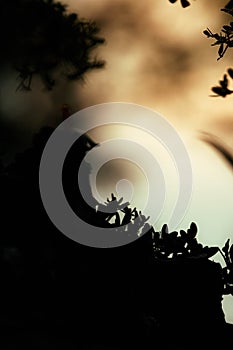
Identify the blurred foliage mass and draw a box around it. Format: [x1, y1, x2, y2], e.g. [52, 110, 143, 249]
[0, 0, 105, 91]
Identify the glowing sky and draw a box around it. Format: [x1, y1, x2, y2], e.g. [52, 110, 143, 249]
[64, 1, 233, 244]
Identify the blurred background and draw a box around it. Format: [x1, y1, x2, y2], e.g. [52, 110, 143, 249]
[1, 0, 233, 322]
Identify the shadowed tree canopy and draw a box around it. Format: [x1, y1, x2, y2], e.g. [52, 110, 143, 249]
[0, 0, 105, 91]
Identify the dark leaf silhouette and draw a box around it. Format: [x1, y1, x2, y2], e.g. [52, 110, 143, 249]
[187, 222, 198, 238]
[161, 224, 168, 238]
[227, 67, 233, 78]
[168, 0, 190, 8]
[210, 73, 233, 97]
[223, 239, 230, 254]
[218, 42, 224, 56]
[230, 244, 233, 263]
[170, 231, 178, 238]
[222, 7, 233, 16]
[211, 86, 233, 97]
[180, 229, 186, 237]
[220, 74, 228, 88]
[181, 0, 190, 7]
[203, 29, 212, 38]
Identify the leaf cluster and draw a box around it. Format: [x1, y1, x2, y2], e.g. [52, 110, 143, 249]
[98, 193, 150, 234]
[203, 24, 233, 61]
[152, 222, 219, 260]
[203, 1, 233, 97]
[211, 70, 233, 97]
[220, 239, 233, 295]
[168, 0, 191, 8]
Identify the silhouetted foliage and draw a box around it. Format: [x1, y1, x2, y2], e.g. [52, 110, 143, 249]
[0, 1, 232, 347]
[220, 239, 233, 295]
[0, 124, 233, 348]
[169, 0, 233, 96]
[210, 72, 233, 97]
[200, 133, 233, 297]
[152, 222, 219, 260]
[1, 0, 105, 91]
[168, 0, 191, 8]
[203, 25, 233, 62]
[202, 1, 233, 96]
[168, 0, 233, 10]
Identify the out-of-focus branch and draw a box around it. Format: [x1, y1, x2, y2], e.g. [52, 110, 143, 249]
[200, 131, 233, 168]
